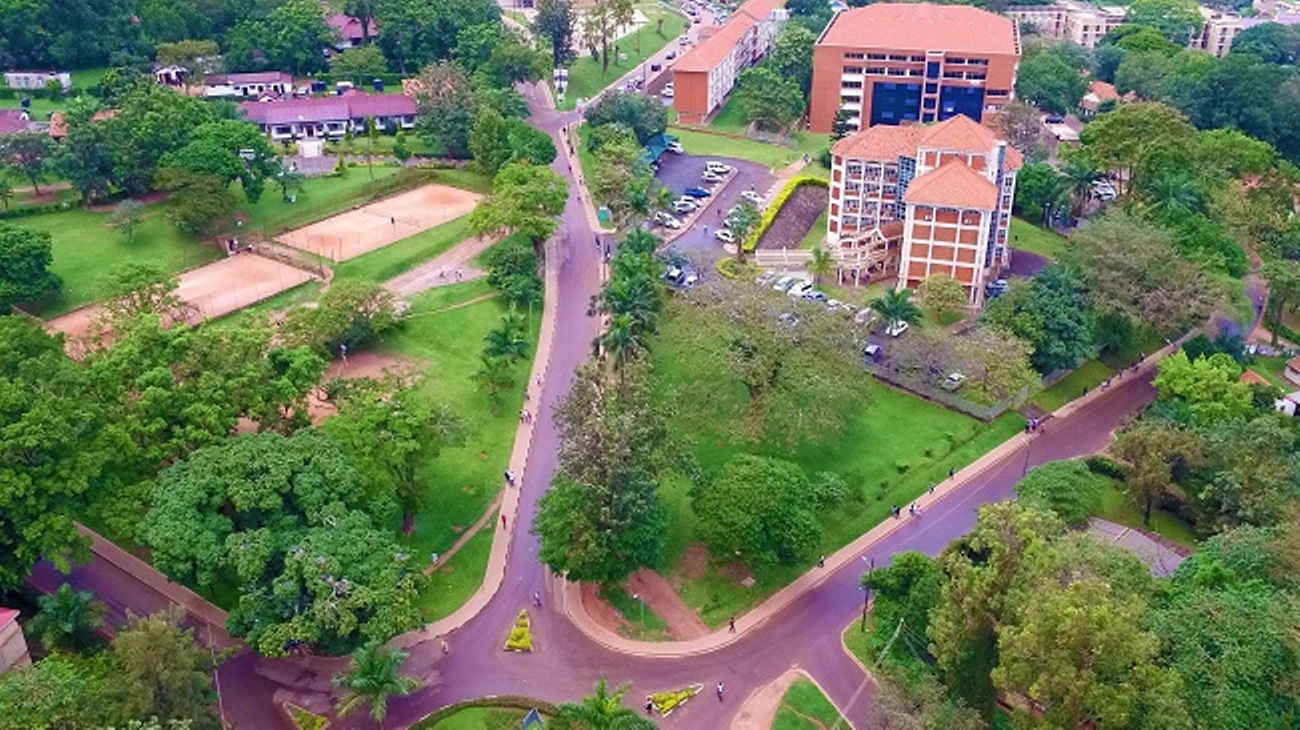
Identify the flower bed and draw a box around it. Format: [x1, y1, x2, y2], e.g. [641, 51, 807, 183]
[504, 609, 533, 652]
[743, 175, 828, 253]
[284, 703, 329, 730]
[650, 684, 702, 716]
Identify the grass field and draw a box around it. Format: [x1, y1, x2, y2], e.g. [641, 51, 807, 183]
[599, 583, 670, 640]
[669, 127, 812, 170]
[652, 310, 1025, 625]
[239, 167, 405, 232]
[1095, 480, 1198, 549]
[558, 4, 688, 110]
[1009, 218, 1068, 259]
[773, 679, 849, 730]
[414, 706, 529, 730]
[333, 216, 472, 285]
[18, 206, 221, 316]
[1031, 360, 1113, 412]
[379, 281, 539, 620]
[800, 210, 828, 249]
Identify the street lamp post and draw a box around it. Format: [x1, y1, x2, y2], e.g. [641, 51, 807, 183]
[633, 593, 644, 625]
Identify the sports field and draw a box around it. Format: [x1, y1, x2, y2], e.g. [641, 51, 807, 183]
[275, 184, 481, 262]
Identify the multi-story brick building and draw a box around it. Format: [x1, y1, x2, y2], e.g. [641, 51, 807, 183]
[827, 114, 1021, 306]
[672, 0, 787, 124]
[1007, 1, 1244, 57]
[808, 3, 1021, 134]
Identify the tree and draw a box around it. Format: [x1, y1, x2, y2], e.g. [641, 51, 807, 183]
[0, 653, 115, 729]
[1015, 43, 1089, 115]
[1231, 22, 1300, 64]
[807, 246, 834, 286]
[583, 91, 668, 143]
[97, 262, 193, 330]
[1068, 211, 1221, 337]
[111, 609, 221, 729]
[992, 578, 1187, 729]
[1015, 460, 1104, 526]
[472, 355, 517, 414]
[727, 201, 762, 263]
[485, 236, 543, 307]
[864, 671, 984, 730]
[483, 40, 550, 87]
[536, 0, 578, 66]
[225, 0, 334, 74]
[590, 125, 652, 225]
[1153, 351, 1253, 425]
[982, 265, 1093, 374]
[693, 454, 825, 567]
[556, 678, 656, 730]
[1012, 161, 1068, 223]
[1079, 102, 1197, 196]
[331, 46, 388, 79]
[1129, 0, 1203, 42]
[661, 279, 869, 443]
[108, 200, 146, 244]
[535, 363, 669, 582]
[375, 0, 500, 72]
[735, 66, 806, 133]
[156, 169, 236, 236]
[469, 161, 567, 247]
[1112, 420, 1203, 526]
[325, 383, 464, 535]
[29, 584, 106, 654]
[0, 179, 11, 210]
[767, 25, 817, 96]
[161, 119, 278, 203]
[950, 326, 1039, 404]
[831, 108, 854, 140]
[1197, 416, 1300, 528]
[155, 40, 220, 88]
[283, 279, 399, 357]
[0, 132, 51, 193]
[138, 431, 424, 656]
[414, 62, 478, 158]
[333, 642, 419, 727]
[917, 274, 967, 317]
[0, 317, 106, 589]
[0, 223, 61, 309]
[1263, 259, 1300, 347]
[469, 105, 512, 175]
[863, 551, 946, 668]
[992, 101, 1045, 156]
[870, 288, 922, 331]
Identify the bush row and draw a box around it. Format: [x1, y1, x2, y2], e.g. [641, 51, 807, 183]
[0, 200, 75, 219]
[742, 175, 828, 253]
[410, 696, 559, 728]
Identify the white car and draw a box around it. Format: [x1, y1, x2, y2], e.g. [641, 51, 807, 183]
[855, 308, 876, 325]
[661, 83, 675, 99]
[667, 140, 684, 154]
[673, 198, 698, 214]
[705, 161, 731, 175]
[885, 320, 910, 337]
[787, 281, 813, 298]
[741, 190, 764, 206]
[940, 372, 966, 392]
[714, 229, 736, 243]
[654, 211, 682, 229]
[772, 276, 796, 292]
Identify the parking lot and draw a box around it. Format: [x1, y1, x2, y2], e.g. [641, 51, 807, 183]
[652, 151, 774, 271]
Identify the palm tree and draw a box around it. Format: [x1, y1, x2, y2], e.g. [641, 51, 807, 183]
[869, 288, 922, 330]
[807, 246, 834, 285]
[1060, 156, 1099, 218]
[484, 308, 530, 361]
[600, 276, 660, 336]
[600, 312, 648, 367]
[29, 584, 105, 653]
[333, 641, 420, 728]
[654, 186, 673, 215]
[556, 678, 657, 730]
[472, 355, 517, 414]
[728, 201, 762, 264]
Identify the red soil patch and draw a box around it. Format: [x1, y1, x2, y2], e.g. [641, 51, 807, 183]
[306, 351, 418, 423]
[581, 583, 631, 635]
[756, 183, 825, 250]
[625, 569, 710, 640]
[677, 543, 709, 582]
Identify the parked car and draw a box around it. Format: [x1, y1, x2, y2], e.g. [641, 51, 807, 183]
[701, 170, 724, 183]
[661, 83, 675, 99]
[663, 265, 684, 283]
[653, 211, 682, 229]
[855, 308, 876, 325]
[683, 186, 712, 198]
[787, 281, 813, 298]
[985, 278, 1009, 298]
[667, 140, 684, 154]
[940, 372, 966, 392]
[802, 290, 828, 303]
[714, 228, 736, 243]
[673, 198, 698, 213]
[885, 320, 910, 337]
[772, 276, 796, 292]
[756, 270, 778, 286]
[741, 190, 764, 206]
[1044, 114, 1065, 125]
[667, 50, 678, 60]
[664, 265, 698, 288]
[705, 161, 731, 174]
[862, 343, 883, 362]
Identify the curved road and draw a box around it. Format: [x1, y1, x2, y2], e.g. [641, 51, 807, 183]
[26, 29, 1162, 730]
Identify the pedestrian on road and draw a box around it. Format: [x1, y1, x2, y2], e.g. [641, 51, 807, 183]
[909, 504, 917, 517]
[390, 216, 396, 225]
[891, 505, 900, 519]
[703, 224, 710, 237]
[929, 483, 936, 494]
[645, 697, 654, 715]
[501, 514, 508, 529]
[728, 616, 736, 633]
[818, 554, 825, 568]
[533, 591, 542, 607]
[949, 467, 955, 479]
[440, 638, 449, 654]
[717, 682, 724, 701]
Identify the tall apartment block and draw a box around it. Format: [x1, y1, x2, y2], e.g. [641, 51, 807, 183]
[672, 0, 787, 124]
[827, 115, 1022, 306]
[807, 3, 1021, 134]
[1006, 1, 1245, 56]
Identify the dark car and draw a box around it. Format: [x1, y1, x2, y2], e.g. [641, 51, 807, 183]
[1044, 114, 1065, 124]
[683, 186, 712, 198]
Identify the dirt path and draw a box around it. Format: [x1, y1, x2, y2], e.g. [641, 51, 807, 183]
[625, 569, 711, 640]
[423, 493, 503, 576]
[384, 235, 498, 297]
[730, 668, 802, 730]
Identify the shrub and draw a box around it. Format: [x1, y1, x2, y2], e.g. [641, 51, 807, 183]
[286, 703, 328, 730]
[1016, 460, 1104, 526]
[1085, 455, 1124, 480]
[650, 685, 702, 715]
[504, 609, 533, 652]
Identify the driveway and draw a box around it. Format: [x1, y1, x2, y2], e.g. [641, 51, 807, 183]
[654, 151, 773, 271]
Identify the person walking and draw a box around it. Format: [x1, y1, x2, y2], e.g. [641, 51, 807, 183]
[501, 514, 508, 529]
[728, 616, 736, 633]
[645, 697, 654, 715]
[818, 554, 825, 568]
[533, 591, 542, 607]
[716, 682, 724, 701]
[440, 638, 450, 654]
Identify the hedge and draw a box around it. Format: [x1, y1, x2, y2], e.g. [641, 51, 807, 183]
[650, 684, 702, 716]
[504, 609, 533, 652]
[284, 703, 328, 730]
[411, 697, 559, 729]
[0, 201, 75, 219]
[742, 175, 828, 253]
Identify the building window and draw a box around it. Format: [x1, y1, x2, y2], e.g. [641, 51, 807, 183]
[841, 95, 860, 104]
[925, 83, 937, 94]
[845, 52, 865, 59]
[842, 81, 863, 89]
[865, 67, 885, 75]
[910, 55, 925, 62]
[844, 66, 864, 74]
[888, 54, 909, 61]
[847, 162, 863, 176]
[867, 53, 886, 60]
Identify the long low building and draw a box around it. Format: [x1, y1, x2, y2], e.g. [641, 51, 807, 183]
[672, 0, 787, 124]
[239, 92, 416, 141]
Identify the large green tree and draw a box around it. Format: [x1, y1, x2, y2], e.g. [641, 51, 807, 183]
[1112, 420, 1203, 526]
[414, 61, 479, 157]
[111, 609, 222, 729]
[535, 0, 577, 65]
[224, 0, 333, 74]
[1015, 42, 1090, 115]
[138, 431, 424, 656]
[0, 653, 115, 729]
[469, 161, 567, 247]
[767, 25, 817, 96]
[583, 91, 667, 144]
[1015, 460, 1104, 526]
[735, 65, 806, 133]
[534, 363, 669, 582]
[589, 124, 652, 225]
[29, 584, 106, 654]
[160, 119, 279, 202]
[283, 279, 399, 358]
[556, 678, 656, 730]
[1153, 351, 1253, 426]
[1079, 102, 1197, 197]
[0, 132, 52, 194]
[376, 0, 501, 72]
[0, 223, 61, 309]
[982, 264, 1094, 374]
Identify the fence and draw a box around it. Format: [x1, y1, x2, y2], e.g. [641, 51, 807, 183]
[866, 362, 1027, 421]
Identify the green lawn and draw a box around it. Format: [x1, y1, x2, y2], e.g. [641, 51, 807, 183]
[703, 93, 832, 160]
[1095, 480, 1199, 550]
[238, 167, 405, 233]
[18, 207, 221, 316]
[414, 706, 529, 730]
[800, 210, 828, 250]
[1031, 360, 1113, 412]
[379, 282, 539, 620]
[599, 583, 670, 640]
[333, 216, 472, 285]
[669, 127, 808, 169]
[1250, 356, 1294, 390]
[773, 679, 849, 730]
[1009, 217, 1068, 259]
[558, 4, 688, 110]
[652, 316, 1026, 626]
[842, 617, 875, 668]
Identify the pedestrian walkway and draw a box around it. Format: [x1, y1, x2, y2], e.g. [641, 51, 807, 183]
[383, 234, 496, 297]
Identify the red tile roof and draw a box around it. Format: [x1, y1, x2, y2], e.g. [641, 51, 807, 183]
[1004, 145, 1024, 171]
[0, 109, 32, 135]
[239, 92, 415, 126]
[904, 160, 999, 209]
[831, 125, 921, 161]
[917, 114, 999, 153]
[1088, 80, 1120, 103]
[0, 607, 18, 629]
[1239, 370, 1269, 386]
[674, 0, 780, 73]
[819, 3, 1018, 57]
[1287, 356, 1300, 371]
[327, 13, 379, 41]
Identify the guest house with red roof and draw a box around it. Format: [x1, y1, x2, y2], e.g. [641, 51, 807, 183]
[239, 92, 416, 141]
[827, 114, 1021, 306]
[671, 0, 787, 124]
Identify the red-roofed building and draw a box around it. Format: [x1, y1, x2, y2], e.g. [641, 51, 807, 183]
[327, 13, 379, 50]
[671, 0, 787, 124]
[808, 3, 1020, 134]
[239, 92, 416, 141]
[0, 109, 34, 135]
[205, 72, 295, 99]
[0, 607, 31, 673]
[828, 114, 1020, 305]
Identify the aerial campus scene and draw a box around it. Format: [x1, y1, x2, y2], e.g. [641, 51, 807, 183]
[0, 0, 1298, 728]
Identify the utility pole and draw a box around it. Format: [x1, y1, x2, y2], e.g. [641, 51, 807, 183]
[874, 618, 905, 670]
[828, 618, 904, 730]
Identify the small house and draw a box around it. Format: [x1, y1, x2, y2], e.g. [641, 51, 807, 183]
[1276, 391, 1300, 417]
[205, 72, 295, 99]
[3, 70, 71, 91]
[238, 92, 416, 141]
[327, 14, 379, 50]
[1285, 355, 1300, 386]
